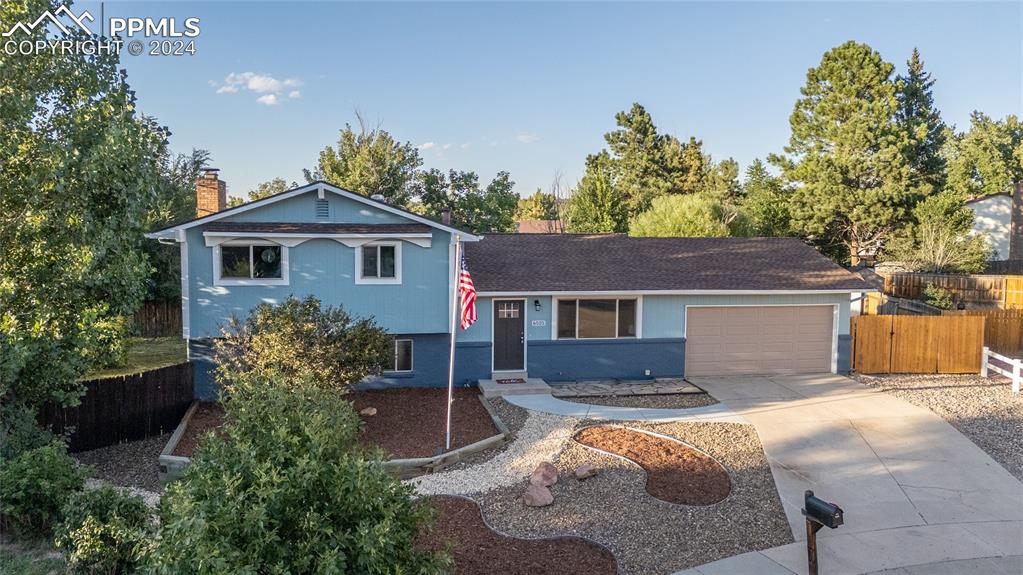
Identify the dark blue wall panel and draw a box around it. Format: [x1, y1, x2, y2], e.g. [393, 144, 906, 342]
[837, 333, 852, 374]
[527, 338, 685, 381]
[187, 339, 218, 401]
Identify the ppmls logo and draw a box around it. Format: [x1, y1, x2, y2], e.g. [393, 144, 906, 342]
[2, 5, 93, 37]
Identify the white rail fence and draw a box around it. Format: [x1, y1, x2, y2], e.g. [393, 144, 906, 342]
[981, 346, 1022, 394]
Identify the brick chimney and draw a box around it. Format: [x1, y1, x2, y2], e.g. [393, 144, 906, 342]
[196, 168, 227, 218]
[1011, 182, 1023, 260]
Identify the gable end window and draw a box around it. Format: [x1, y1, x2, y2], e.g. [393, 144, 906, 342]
[356, 242, 401, 284]
[214, 244, 289, 286]
[556, 298, 638, 339]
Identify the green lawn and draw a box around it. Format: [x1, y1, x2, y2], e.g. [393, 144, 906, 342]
[86, 336, 186, 380]
[0, 541, 64, 575]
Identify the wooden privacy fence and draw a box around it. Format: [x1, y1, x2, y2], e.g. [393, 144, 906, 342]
[883, 273, 1023, 309]
[945, 308, 1023, 357]
[131, 299, 182, 337]
[38, 362, 193, 452]
[851, 315, 985, 374]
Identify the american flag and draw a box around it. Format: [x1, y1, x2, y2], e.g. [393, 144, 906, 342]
[458, 252, 478, 330]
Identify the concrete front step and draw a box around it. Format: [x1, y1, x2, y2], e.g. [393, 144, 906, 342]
[478, 377, 552, 398]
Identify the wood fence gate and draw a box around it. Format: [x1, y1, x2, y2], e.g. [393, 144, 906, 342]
[851, 315, 985, 374]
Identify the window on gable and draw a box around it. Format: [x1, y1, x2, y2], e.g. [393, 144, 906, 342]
[359, 244, 398, 281]
[220, 245, 282, 280]
[556, 298, 638, 339]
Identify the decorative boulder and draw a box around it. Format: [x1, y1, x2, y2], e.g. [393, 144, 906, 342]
[530, 462, 559, 487]
[574, 464, 598, 481]
[359, 407, 377, 416]
[523, 484, 554, 507]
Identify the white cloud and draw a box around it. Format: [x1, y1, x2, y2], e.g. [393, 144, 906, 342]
[516, 132, 539, 144]
[442, 143, 452, 150]
[213, 72, 303, 104]
[460, 142, 471, 149]
[418, 142, 436, 150]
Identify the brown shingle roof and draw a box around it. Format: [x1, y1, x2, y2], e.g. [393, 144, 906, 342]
[464, 234, 871, 292]
[515, 219, 565, 233]
[203, 222, 432, 234]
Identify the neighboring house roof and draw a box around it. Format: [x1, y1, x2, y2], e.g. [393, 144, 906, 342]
[464, 234, 872, 293]
[515, 219, 564, 233]
[145, 181, 479, 241]
[965, 192, 1012, 205]
[203, 222, 432, 234]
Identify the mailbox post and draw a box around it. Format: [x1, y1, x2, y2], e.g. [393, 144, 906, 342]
[801, 490, 843, 575]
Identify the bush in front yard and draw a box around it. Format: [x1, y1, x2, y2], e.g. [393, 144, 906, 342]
[0, 441, 88, 537]
[151, 380, 447, 574]
[54, 486, 153, 574]
[214, 295, 392, 391]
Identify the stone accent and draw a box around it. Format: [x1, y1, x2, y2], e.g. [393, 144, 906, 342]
[522, 483, 554, 507]
[549, 378, 703, 398]
[196, 169, 227, 218]
[574, 463, 598, 480]
[530, 461, 559, 487]
[359, 407, 377, 416]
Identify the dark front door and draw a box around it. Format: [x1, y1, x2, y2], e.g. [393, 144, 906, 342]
[493, 300, 525, 371]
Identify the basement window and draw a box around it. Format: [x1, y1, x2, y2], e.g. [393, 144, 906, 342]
[388, 338, 413, 372]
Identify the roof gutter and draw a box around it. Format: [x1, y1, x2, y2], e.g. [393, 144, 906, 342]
[476, 288, 877, 297]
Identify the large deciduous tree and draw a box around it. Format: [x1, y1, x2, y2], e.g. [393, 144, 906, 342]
[945, 112, 1023, 199]
[514, 189, 559, 221]
[414, 169, 518, 233]
[771, 41, 922, 264]
[630, 193, 750, 238]
[565, 152, 628, 233]
[306, 114, 422, 206]
[1, 0, 166, 424]
[884, 191, 992, 273]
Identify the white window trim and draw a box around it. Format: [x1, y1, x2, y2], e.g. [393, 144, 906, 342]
[553, 296, 643, 340]
[355, 241, 402, 285]
[385, 338, 414, 373]
[213, 242, 290, 286]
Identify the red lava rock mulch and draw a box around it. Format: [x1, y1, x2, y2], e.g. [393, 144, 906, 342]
[171, 402, 224, 456]
[172, 389, 499, 460]
[350, 388, 498, 459]
[573, 425, 731, 506]
[417, 495, 618, 575]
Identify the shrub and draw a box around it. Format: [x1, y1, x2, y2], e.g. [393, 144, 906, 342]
[214, 295, 392, 392]
[54, 486, 153, 574]
[0, 441, 88, 537]
[922, 283, 954, 310]
[0, 402, 55, 461]
[151, 381, 447, 574]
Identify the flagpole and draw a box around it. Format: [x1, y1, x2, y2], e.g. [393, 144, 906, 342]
[445, 235, 461, 451]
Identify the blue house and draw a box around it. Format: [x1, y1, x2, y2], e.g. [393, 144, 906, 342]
[148, 171, 871, 399]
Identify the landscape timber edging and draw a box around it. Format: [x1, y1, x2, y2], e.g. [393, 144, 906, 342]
[158, 400, 198, 484]
[157, 393, 509, 483]
[382, 394, 509, 479]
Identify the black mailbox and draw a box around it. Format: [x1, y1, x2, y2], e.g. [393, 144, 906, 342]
[802, 490, 843, 529]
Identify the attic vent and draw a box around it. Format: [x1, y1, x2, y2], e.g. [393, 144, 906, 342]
[315, 198, 329, 218]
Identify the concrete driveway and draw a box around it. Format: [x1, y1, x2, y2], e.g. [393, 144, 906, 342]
[679, 374, 1023, 575]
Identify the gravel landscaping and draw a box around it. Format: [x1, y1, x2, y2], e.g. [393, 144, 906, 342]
[417, 496, 617, 575]
[74, 433, 169, 493]
[560, 393, 718, 409]
[858, 374, 1023, 481]
[574, 425, 731, 505]
[414, 413, 791, 575]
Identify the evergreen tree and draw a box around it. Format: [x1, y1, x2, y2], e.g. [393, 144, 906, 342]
[770, 41, 921, 264]
[565, 152, 628, 233]
[604, 103, 672, 214]
[413, 169, 518, 233]
[739, 159, 792, 236]
[897, 48, 947, 193]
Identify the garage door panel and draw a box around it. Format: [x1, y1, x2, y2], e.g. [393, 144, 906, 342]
[686, 306, 833, 376]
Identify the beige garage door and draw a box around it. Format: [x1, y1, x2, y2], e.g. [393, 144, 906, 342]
[685, 306, 834, 376]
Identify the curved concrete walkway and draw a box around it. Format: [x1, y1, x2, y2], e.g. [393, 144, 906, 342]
[675, 374, 1023, 575]
[503, 393, 746, 423]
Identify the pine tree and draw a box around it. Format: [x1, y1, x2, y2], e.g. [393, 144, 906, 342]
[897, 48, 947, 193]
[604, 103, 671, 214]
[770, 41, 921, 264]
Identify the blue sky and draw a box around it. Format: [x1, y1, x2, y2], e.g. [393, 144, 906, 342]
[81, 1, 1021, 200]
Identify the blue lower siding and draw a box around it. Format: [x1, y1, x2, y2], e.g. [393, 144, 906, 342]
[528, 338, 685, 381]
[188, 335, 493, 399]
[837, 334, 852, 374]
